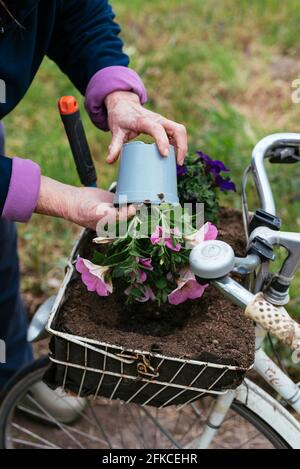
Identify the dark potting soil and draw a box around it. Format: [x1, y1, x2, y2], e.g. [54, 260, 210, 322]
[56, 208, 255, 370]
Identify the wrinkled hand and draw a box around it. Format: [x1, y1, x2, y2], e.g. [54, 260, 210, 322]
[105, 91, 188, 165]
[35, 176, 135, 230]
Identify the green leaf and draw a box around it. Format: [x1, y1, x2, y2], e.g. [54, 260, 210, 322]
[129, 287, 143, 298]
[111, 266, 127, 278]
[92, 251, 106, 265]
[162, 290, 169, 303]
[155, 277, 168, 289]
[101, 249, 130, 266]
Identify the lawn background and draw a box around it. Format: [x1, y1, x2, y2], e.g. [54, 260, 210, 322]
[3, 0, 300, 371]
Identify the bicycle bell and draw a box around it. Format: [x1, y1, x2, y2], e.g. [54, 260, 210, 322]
[190, 240, 235, 279]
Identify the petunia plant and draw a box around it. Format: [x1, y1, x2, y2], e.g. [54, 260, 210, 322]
[177, 151, 236, 223]
[76, 150, 235, 306]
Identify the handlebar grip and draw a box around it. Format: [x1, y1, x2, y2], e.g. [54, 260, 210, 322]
[245, 292, 300, 352]
[58, 96, 97, 188]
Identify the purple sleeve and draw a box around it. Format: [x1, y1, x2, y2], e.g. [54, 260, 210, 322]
[2, 157, 41, 223]
[84, 66, 148, 131]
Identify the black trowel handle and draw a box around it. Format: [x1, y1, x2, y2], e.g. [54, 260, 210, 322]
[58, 96, 97, 187]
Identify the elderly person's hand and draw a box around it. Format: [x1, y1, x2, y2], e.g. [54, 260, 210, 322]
[104, 91, 187, 165]
[35, 176, 135, 231]
[85, 68, 187, 166]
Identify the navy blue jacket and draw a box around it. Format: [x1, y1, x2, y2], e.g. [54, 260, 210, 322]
[0, 0, 129, 212]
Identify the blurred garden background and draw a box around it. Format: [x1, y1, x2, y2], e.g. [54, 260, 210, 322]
[4, 0, 300, 371]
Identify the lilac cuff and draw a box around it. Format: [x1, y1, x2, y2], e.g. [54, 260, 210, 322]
[2, 157, 41, 223]
[85, 66, 148, 131]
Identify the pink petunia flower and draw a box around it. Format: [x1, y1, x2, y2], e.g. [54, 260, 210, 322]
[184, 222, 218, 248]
[125, 284, 156, 303]
[76, 257, 113, 297]
[138, 258, 153, 270]
[130, 270, 147, 283]
[138, 270, 147, 283]
[150, 226, 181, 252]
[168, 268, 208, 305]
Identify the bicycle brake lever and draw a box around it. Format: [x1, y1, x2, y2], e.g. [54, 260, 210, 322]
[268, 146, 300, 164]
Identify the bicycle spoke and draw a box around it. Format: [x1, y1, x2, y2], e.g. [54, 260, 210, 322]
[26, 394, 84, 449]
[17, 404, 55, 424]
[154, 408, 158, 449]
[19, 400, 108, 446]
[56, 395, 114, 440]
[116, 403, 127, 448]
[11, 423, 60, 449]
[236, 431, 266, 449]
[178, 418, 203, 447]
[141, 407, 182, 449]
[126, 405, 147, 449]
[86, 400, 112, 449]
[8, 437, 58, 450]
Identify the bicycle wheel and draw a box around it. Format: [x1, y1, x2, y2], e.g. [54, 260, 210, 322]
[0, 358, 290, 449]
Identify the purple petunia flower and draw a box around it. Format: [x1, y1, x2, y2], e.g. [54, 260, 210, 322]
[176, 164, 188, 177]
[196, 151, 236, 192]
[196, 151, 230, 176]
[215, 175, 236, 192]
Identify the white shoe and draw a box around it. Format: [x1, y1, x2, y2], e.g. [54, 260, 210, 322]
[19, 381, 87, 424]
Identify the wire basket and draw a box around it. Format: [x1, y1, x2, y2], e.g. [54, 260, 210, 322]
[45, 230, 251, 408]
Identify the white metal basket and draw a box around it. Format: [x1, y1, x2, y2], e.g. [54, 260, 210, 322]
[45, 230, 251, 408]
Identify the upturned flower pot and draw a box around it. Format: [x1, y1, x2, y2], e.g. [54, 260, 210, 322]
[114, 141, 179, 205]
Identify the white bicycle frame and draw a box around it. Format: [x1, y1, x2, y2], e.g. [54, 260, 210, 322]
[196, 134, 300, 449]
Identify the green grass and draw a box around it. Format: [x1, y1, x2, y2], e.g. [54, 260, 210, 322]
[4, 0, 300, 333]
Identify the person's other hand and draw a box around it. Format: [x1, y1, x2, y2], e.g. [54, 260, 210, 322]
[104, 91, 188, 165]
[35, 176, 135, 230]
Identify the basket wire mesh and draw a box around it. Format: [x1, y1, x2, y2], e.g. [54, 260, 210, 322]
[47, 334, 248, 408]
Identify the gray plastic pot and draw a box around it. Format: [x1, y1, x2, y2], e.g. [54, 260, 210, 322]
[114, 141, 179, 205]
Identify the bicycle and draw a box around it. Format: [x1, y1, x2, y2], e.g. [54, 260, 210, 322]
[0, 132, 300, 449]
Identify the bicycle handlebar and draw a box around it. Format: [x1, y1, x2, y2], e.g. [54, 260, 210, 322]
[212, 276, 300, 353]
[189, 241, 300, 352]
[251, 132, 300, 216]
[249, 133, 300, 304]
